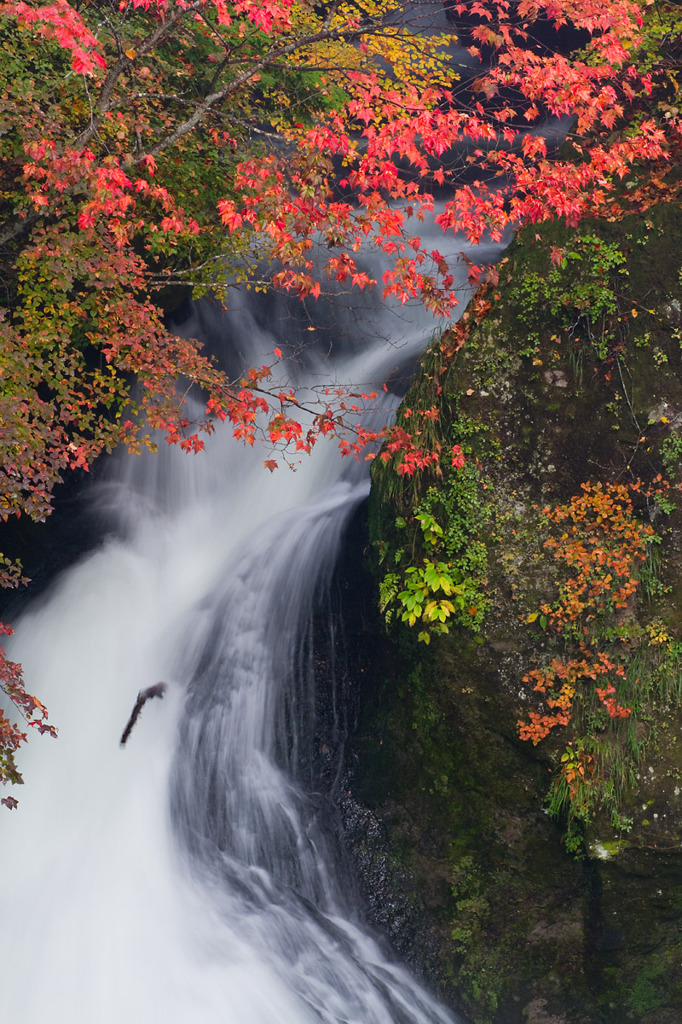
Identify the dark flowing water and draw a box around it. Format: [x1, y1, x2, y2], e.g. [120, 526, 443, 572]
[0, 227, 502, 1022]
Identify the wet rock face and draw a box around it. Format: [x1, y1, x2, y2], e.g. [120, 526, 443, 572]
[338, 792, 442, 974]
[521, 999, 572, 1024]
[350, 203, 682, 1023]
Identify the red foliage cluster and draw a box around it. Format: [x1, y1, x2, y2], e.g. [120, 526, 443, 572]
[520, 646, 630, 745]
[538, 481, 653, 627]
[5, 0, 107, 74]
[519, 483, 652, 747]
[0, 623, 56, 805]
[4, 0, 677, 493]
[218, 0, 680, 315]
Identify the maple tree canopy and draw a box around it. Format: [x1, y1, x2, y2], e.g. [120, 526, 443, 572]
[0, 0, 680, 797]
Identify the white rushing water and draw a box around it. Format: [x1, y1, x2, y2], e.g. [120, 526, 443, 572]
[0, 236, 500, 1023]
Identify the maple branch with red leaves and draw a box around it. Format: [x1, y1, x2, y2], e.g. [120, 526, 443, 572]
[0, 0, 681, 801]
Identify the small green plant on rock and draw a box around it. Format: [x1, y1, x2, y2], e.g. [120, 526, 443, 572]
[509, 233, 627, 361]
[380, 558, 466, 643]
[377, 416, 494, 643]
[661, 432, 682, 478]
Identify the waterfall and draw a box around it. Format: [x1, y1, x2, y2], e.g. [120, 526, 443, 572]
[0, 233, 502, 1023]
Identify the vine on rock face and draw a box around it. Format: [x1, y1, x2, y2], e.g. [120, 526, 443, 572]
[518, 481, 661, 836]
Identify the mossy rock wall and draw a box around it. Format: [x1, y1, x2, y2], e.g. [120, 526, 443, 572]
[350, 201, 682, 1023]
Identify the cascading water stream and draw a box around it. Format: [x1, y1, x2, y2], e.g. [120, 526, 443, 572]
[0, 232, 501, 1022]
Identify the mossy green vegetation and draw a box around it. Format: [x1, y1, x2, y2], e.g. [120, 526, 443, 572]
[375, 413, 497, 642]
[355, 198, 682, 1022]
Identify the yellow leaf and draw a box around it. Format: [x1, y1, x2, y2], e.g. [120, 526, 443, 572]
[125, 48, 136, 60]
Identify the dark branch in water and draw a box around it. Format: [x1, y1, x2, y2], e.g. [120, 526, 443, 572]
[119, 683, 168, 747]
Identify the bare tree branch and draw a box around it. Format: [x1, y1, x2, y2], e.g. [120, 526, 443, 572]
[74, 1, 203, 148]
[137, 18, 364, 162]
